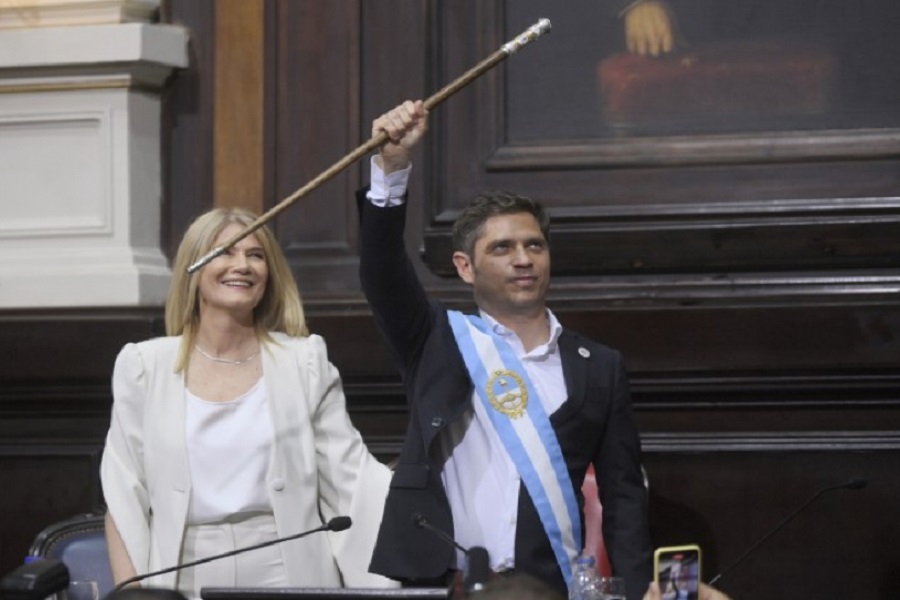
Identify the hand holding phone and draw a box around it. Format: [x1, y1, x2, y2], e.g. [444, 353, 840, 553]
[653, 545, 701, 600]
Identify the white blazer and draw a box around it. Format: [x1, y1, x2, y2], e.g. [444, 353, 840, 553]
[100, 333, 396, 589]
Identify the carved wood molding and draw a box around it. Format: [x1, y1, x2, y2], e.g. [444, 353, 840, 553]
[0, 443, 103, 458]
[486, 129, 900, 170]
[359, 431, 900, 458]
[641, 431, 900, 452]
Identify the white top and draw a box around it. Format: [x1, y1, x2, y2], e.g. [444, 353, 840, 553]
[185, 377, 274, 525]
[367, 159, 568, 571]
[100, 335, 398, 589]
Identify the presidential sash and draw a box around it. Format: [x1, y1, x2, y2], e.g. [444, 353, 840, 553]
[447, 310, 582, 588]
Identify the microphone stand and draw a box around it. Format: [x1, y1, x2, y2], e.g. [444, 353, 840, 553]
[114, 517, 351, 591]
[411, 513, 490, 594]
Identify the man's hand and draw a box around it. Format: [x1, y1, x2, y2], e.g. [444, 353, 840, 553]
[624, 0, 674, 57]
[373, 99, 428, 174]
[643, 581, 732, 600]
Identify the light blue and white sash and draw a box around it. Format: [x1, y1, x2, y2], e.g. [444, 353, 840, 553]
[447, 310, 582, 588]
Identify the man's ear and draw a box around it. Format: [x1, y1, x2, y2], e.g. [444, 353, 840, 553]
[452, 251, 475, 284]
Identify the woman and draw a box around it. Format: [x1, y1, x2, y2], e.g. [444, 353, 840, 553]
[101, 208, 395, 598]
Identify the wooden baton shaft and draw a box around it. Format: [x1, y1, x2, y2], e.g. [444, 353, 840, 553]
[188, 18, 550, 273]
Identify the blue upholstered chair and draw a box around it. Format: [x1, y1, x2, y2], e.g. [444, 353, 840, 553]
[28, 512, 114, 598]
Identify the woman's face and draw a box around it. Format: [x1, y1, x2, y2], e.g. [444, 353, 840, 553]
[196, 224, 269, 321]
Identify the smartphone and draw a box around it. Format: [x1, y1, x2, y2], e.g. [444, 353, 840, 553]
[653, 545, 702, 600]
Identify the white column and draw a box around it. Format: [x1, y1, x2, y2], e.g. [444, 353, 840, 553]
[0, 17, 188, 308]
[0, 0, 159, 29]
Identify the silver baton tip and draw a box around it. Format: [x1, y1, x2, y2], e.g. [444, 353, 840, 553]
[502, 18, 553, 55]
[186, 246, 224, 274]
[186, 259, 206, 274]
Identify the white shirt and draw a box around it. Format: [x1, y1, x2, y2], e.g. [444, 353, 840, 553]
[367, 159, 568, 571]
[185, 377, 274, 524]
[439, 311, 566, 571]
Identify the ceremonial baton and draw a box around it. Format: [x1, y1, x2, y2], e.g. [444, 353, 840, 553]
[187, 18, 551, 274]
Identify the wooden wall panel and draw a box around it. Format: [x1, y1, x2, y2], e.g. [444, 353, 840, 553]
[267, 0, 433, 295]
[643, 448, 900, 599]
[163, 0, 216, 258]
[0, 451, 103, 568]
[213, 0, 266, 213]
[269, 0, 363, 294]
[0, 309, 162, 573]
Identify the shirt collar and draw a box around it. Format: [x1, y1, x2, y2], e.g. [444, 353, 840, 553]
[479, 309, 563, 357]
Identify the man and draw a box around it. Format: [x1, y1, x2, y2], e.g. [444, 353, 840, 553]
[358, 100, 652, 600]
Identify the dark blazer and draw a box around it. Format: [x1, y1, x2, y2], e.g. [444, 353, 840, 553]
[358, 192, 652, 600]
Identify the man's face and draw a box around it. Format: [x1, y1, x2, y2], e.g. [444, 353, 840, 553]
[453, 212, 550, 319]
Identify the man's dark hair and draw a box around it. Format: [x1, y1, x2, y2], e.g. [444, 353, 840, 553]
[452, 191, 550, 257]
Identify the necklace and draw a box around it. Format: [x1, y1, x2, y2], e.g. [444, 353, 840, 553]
[194, 344, 260, 366]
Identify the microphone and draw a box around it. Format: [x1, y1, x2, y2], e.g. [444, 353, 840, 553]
[464, 548, 491, 594]
[707, 478, 867, 585]
[327, 516, 352, 532]
[411, 513, 491, 593]
[114, 516, 351, 591]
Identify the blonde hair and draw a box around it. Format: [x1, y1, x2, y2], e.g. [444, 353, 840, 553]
[166, 208, 308, 372]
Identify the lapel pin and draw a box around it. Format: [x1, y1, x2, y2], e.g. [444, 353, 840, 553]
[578, 347, 590, 358]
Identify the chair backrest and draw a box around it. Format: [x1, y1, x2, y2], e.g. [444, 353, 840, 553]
[582, 465, 613, 577]
[28, 513, 114, 597]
